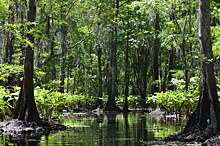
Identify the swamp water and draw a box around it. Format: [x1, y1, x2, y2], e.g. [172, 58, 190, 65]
[0, 112, 187, 146]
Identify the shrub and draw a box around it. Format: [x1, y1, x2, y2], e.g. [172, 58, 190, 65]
[147, 90, 199, 116]
[34, 87, 98, 120]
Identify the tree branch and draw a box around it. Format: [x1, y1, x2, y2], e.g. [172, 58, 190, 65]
[38, 30, 94, 67]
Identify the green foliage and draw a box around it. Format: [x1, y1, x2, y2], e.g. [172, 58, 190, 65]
[35, 87, 66, 120]
[41, 80, 61, 91]
[116, 95, 143, 108]
[169, 71, 200, 90]
[212, 26, 220, 59]
[0, 86, 19, 119]
[148, 76, 200, 116]
[34, 87, 98, 120]
[0, 0, 9, 21]
[147, 90, 199, 115]
[0, 64, 23, 83]
[0, 0, 219, 121]
[217, 84, 220, 96]
[0, 86, 10, 118]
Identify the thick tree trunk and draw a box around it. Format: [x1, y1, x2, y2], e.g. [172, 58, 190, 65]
[59, 7, 67, 93]
[5, 3, 15, 87]
[96, 23, 103, 108]
[105, 30, 119, 111]
[123, 8, 130, 112]
[105, 0, 120, 111]
[14, 0, 40, 123]
[152, 10, 160, 93]
[198, 0, 220, 132]
[123, 33, 130, 111]
[140, 46, 148, 108]
[180, 0, 220, 139]
[180, 39, 189, 91]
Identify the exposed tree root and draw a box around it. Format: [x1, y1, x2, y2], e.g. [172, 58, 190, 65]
[0, 119, 66, 138]
[104, 104, 121, 112]
[164, 124, 220, 145]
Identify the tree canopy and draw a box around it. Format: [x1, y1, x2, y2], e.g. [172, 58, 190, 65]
[0, 0, 220, 133]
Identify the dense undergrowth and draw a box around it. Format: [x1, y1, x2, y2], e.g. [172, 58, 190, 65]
[1, 74, 220, 120]
[0, 85, 205, 120]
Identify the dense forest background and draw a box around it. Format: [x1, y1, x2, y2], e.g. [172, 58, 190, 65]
[0, 0, 220, 119]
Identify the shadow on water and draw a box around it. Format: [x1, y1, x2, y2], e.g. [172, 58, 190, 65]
[0, 112, 186, 146]
[106, 112, 118, 146]
[0, 134, 41, 146]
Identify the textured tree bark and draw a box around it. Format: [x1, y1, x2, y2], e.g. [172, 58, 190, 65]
[123, 5, 130, 111]
[13, 0, 40, 123]
[105, 31, 119, 111]
[181, 0, 220, 138]
[5, 3, 15, 87]
[59, 6, 68, 93]
[198, 0, 220, 133]
[96, 23, 103, 108]
[105, 0, 120, 111]
[140, 46, 148, 108]
[152, 9, 160, 93]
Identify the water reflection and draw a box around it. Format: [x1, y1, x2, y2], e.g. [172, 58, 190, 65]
[106, 113, 118, 146]
[0, 112, 185, 146]
[124, 113, 129, 146]
[138, 112, 147, 142]
[95, 113, 104, 146]
[10, 136, 41, 146]
[0, 134, 41, 146]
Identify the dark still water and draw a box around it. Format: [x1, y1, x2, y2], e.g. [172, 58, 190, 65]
[0, 112, 186, 146]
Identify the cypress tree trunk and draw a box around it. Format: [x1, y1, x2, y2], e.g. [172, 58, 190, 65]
[167, 46, 174, 90]
[152, 9, 160, 93]
[140, 46, 148, 108]
[197, 0, 220, 132]
[13, 0, 40, 123]
[105, 0, 120, 111]
[179, 0, 220, 139]
[96, 23, 103, 108]
[123, 29, 130, 112]
[123, 5, 130, 111]
[105, 30, 119, 111]
[59, 6, 67, 93]
[5, 3, 15, 86]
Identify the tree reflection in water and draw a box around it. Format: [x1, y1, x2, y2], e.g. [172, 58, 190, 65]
[9, 135, 41, 146]
[0, 112, 185, 146]
[106, 112, 118, 146]
[95, 112, 104, 146]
